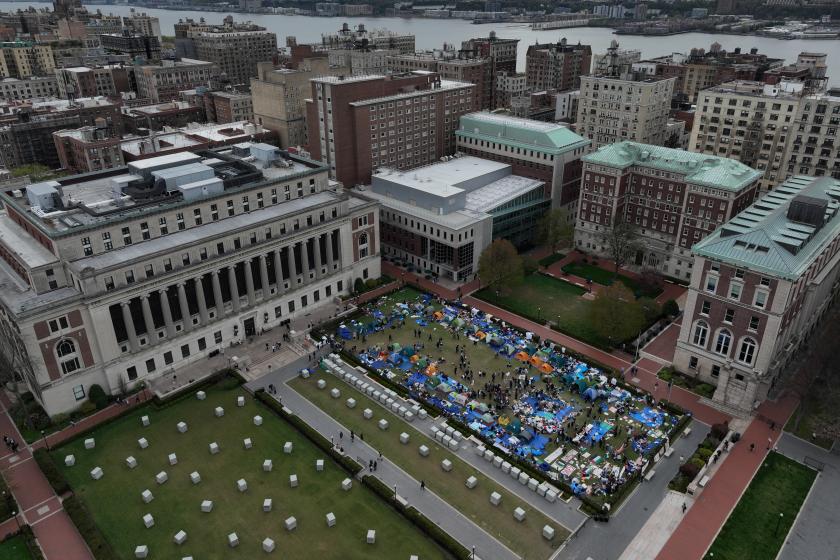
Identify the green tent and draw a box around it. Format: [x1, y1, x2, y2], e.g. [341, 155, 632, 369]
[452, 318, 466, 328]
[391, 342, 402, 352]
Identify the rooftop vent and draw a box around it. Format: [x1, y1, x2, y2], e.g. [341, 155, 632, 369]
[787, 194, 827, 227]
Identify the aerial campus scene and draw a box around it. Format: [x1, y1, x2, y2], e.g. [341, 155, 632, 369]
[0, 0, 838, 559]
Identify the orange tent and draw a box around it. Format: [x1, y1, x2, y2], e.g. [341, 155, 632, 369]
[540, 362, 553, 374]
[476, 331, 486, 340]
[529, 355, 544, 367]
[425, 364, 438, 375]
[515, 351, 530, 362]
[433, 311, 444, 320]
[410, 354, 420, 363]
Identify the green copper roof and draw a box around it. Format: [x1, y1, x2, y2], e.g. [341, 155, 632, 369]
[456, 112, 590, 155]
[583, 141, 762, 192]
[693, 175, 840, 280]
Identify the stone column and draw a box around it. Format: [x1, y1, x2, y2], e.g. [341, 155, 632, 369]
[121, 301, 139, 352]
[301, 239, 311, 284]
[159, 288, 176, 338]
[228, 265, 241, 312]
[140, 295, 156, 346]
[211, 270, 225, 318]
[195, 276, 209, 323]
[314, 235, 325, 280]
[177, 282, 192, 332]
[292, 243, 302, 285]
[259, 254, 270, 299]
[273, 249, 284, 292]
[244, 258, 256, 306]
[330, 230, 340, 271]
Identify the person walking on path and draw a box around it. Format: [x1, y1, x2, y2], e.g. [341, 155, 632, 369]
[420, 480, 426, 492]
[749, 442, 755, 452]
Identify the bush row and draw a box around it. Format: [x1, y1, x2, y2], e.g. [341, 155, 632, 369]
[0, 475, 17, 522]
[538, 252, 566, 268]
[254, 390, 363, 476]
[361, 476, 472, 560]
[33, 448, 70, 496]
[18, 524, 46, 560]
[62, 495, 118, 560]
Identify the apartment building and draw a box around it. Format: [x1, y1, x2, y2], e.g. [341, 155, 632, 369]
[0, 76, 59, 101]
[574, 141, 762, 279]
[576, 74, 675, 148]
[592, 41, 640, 76]
[0, 41, 54, 79]
[53, 125, 124, 173]
[783, 89, 840, 180]
[689, 80, 804, 192]
[673, 175, 840, 413]
[123, 9, 162, 41]
[55, 65, 133, 99]
[134, 59, 219, 103]
[525, 38, 591, 93]
[192, 29, 277, 87]
[305, 72, 476, 187]
[250, 57, 337, 148]
[328, 48, 396, 76]
[210, 91, 254, 124]
[0, 144, 380, 415]
[461, 32, 519, 108]
[321, 23, 415, 54]
[456, 112, 590, 222]
[100, 33, 162, 62]
[494, 71, 527, 109]
[387, 51, 492, 109]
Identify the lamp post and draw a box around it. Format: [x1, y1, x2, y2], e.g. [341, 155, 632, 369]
[41, 429, 50, 451]
[774, 512, 784, 536]
[12, 510, 20, 530]
[537, 306, 542, 323]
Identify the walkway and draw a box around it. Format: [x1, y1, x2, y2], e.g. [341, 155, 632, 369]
[656, 395, 799, 560]
[0, 393, 92, 560]
[246, 353, 518, 560]
[775, 433, 840, 560]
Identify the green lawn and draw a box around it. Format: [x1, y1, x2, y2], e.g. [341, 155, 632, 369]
[561, 262, 663, 298]
[290, 371, 567, 560]
[705, 452, 817, 560]
[52, 378, 448, 560]
[0, 534, 34, 560]
[474, 273, 609, 347]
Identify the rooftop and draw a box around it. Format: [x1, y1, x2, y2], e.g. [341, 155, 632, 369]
[693, 175, 840, 279]
[120, 132, 204, 156]
[457, 112, 589, 155]
[583, 141, 761, 192]
[349, 79, 474, 106]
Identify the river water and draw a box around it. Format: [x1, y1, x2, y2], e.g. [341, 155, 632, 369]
[3, 1, 840, 81]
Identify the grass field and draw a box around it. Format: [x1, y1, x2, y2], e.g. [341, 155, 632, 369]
[290, 370, 567, 560]
[561, 262, 663, 298]
[705, 452, 817, 560]
[0, 535, 34, 560]
[52, 378, 448, 560]
[473, 274, 609, 347]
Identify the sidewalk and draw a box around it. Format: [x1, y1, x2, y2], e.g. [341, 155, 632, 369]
[0, 393, 92, 560]
[656, 395, 799, 560]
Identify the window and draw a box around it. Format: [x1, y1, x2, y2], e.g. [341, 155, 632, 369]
[214, 331, 223, 344]
[145, 358, 156, 373]
[714, 329, 732, 355]
[180, 344, 190, 358]
[57, 339, 81, 374]
[182, 253, 190, 266]
[760, 277, 771, 287]
[288, 300, 295, 313]
[125, 270, 135, 284]
[749, 316, 760, 331]
[102, 232, 113, 251]
[122, 227, 132, 245]
[729, 282, 742, 300]
[242, 196, 250, 212]
[176, 213, 185, 230]
[735, 268, 745, 279]
[105, 276, 115, 291]
[211, 204, 219, 221]
[754, 291, 768, 309]
[692, 321, 709, 347]
[738, 338, 757, 365]
[145, 264, 154, 278]
[227, 200, 235, 216]
[358, 232, 369, 259]
[159, 217, 168, 236]
[163, 351, 173, 365]
[724, 308, 735, 323]
[193, 208, 203, 226]
[163, 258, 172, 272]
[689, 356, 698, 370]
[701, 300, 711, 315]
[73, 384, 86, 401]
[128, 366, 138, 380]
[301, 295, 308, 308]
[711, 365, 721, 378]
[706, 275, 718, 293]
[82, 236, 92, 256]
[197, 337, 207, 351]
[140, 222, 150, 240]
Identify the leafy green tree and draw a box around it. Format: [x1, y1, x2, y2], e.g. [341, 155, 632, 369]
[478, 239, 523, 294]
[600, 219, 642, 274]
[589, 283, 645, 344]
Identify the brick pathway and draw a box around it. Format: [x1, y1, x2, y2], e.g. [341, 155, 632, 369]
[656, 395, 799, 560]
[0, 393, 92, 560]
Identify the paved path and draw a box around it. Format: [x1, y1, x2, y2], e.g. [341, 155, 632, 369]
[246, 353, 518, 560]
[775, 433, 840, 560]
[0, 393, 92, 560]
[656, 395, 799, 560]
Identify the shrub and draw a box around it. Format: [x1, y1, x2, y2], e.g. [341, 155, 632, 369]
[354, 277, 365, 294]
[523, 256, 539, 276]
[365, 278, 379, 289]
[538, 252, 565, 267]
[18, 525, 46, 560]
[33, 449, 70, 495]
[662, 299, 680, 317]
[638, 297, 662, 323]
[679, 461, 701, 478]
[696, 383, 716, 398]
[696, 448, 714, 461]
[689, 457, 706, 470]
[88, 384, 109, 410]
[0, 475, 17, 521]
[701, 436, 721, 450]
[710, 422, 729, 441]
[63, 495, 119, 560]
[10, 392, 51, 432]
[77, 400, 97, 416]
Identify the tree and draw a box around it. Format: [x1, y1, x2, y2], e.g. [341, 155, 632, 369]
[662, 299, 680, 318]
[536, 209, 575, 254]
[478, 239, 523, 294]
[589, 283, 645, 344]
[0, 315, 39, 426]
[600, 219, 642, 274]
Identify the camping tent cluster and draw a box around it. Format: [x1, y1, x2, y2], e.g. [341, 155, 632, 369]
[345, 291, 681, 498]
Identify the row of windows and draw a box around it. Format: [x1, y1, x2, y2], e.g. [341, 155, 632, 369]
[691, 322, 758, 365]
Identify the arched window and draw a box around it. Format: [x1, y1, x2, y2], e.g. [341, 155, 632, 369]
[358, 232, 369, 259]
[714, 329, 732, 356]
[692, 321, 708, 347]
[56, 338, 80, 375]
[738, 338, 757, 365]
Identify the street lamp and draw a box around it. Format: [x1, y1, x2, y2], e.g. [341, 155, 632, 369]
[537, 306, 542, 322]
[41, 429, 49, 451]
[774, 512, 784, 536]
[12, 510, 20, 530]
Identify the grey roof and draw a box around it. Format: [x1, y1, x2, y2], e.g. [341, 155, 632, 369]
[693, 176, 840, 280]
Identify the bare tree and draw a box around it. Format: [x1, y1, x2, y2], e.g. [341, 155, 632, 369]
[600, 219, 642, 274]
[478, 239, 524, 295]
[0, 314, 37, 427]
[537, 209, 575, 254]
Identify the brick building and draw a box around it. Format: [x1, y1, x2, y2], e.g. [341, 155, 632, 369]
[386, 51, 492, 110]
[574, 141, 762, 279]
[525, 38, 591, 93]
[674, 175, 840, 413]
[461, 32, 519, 108]
[305, 72, 476, 187]
[53, 125, 124, 173]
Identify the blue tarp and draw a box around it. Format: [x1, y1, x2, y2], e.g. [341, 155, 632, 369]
[629, 407, 665, 428]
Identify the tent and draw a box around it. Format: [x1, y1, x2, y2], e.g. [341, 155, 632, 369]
[416, 358, 429, 368]
[410, 354, 420, 363]
[498, 415, 512, 427]
[453, 393, 469, 406]
[388, 353, 402, 365]
[515, 351, 530, 362]
[476, 331, 486, 340]
[481, 413, 494, 424]
[437, 382, 453, 393]
[506, 418, 522, 435]
[502, 343, 516, 355]
[530, 355, 545, 368]
[574, 379, 590, 393]
[540, 362, 553, 374]
[400, 346, 414, 357]
[433, 311, 444, 320]
[486, 334, 503, 346]
[583, 387, 599, 401]
[390, 342, 402, 353]
[452, 318, 466, 328]
[425, 364, 438, 375]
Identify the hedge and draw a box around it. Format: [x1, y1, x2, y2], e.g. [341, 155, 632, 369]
[361, 476, 471, 560]
[0, 475, 17, 523]
[33, 448, 70, 496]
[254, 390, 363, 476]
[17, 525, 46, 560]
[63, 495, 118, 560]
